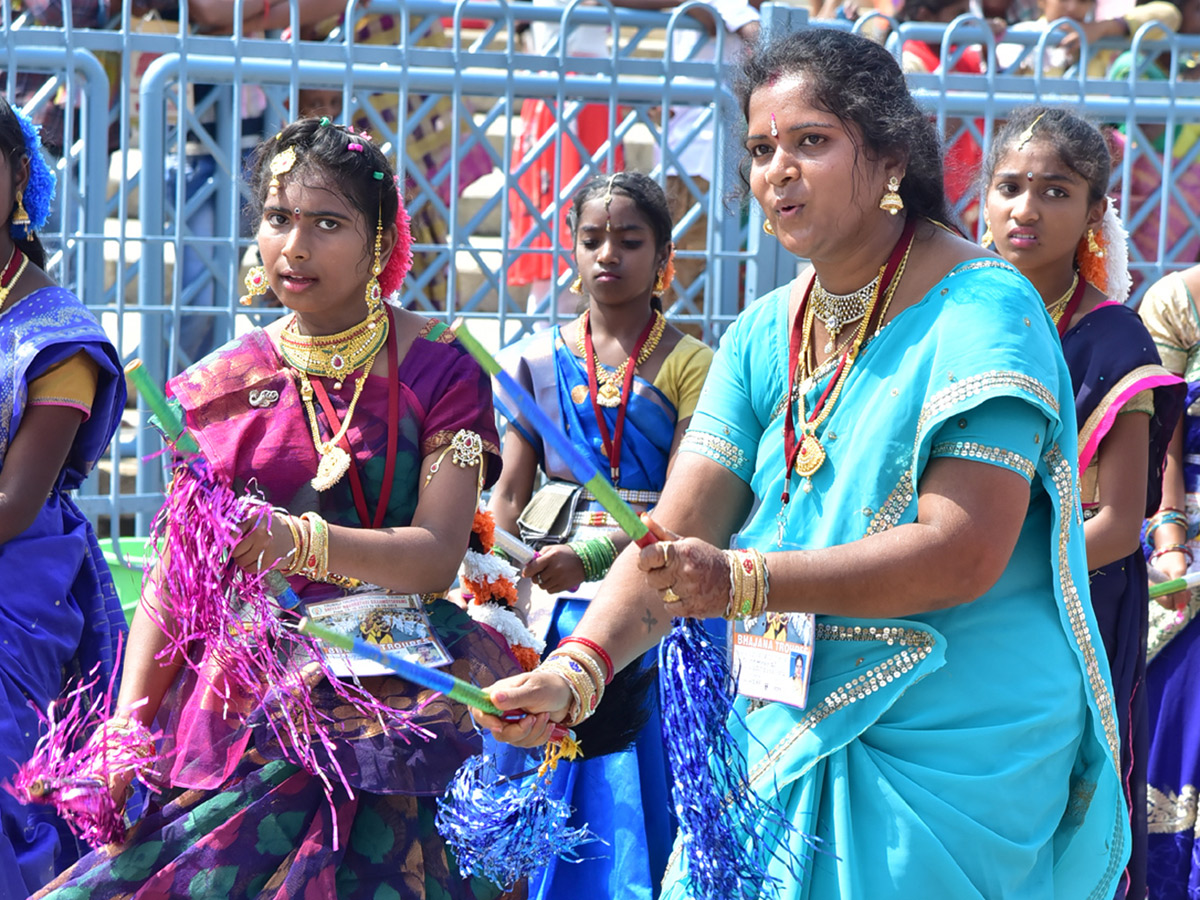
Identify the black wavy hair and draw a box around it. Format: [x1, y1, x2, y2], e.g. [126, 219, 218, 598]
[567, 172, 674, 311]
[247, 118, 401, 269]
[0, 95, 48, 271]
[981, 105, 1111, 205]
[733, 28, 951, 225]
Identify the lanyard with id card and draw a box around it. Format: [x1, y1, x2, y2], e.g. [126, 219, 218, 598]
[733, 611, 816, 709]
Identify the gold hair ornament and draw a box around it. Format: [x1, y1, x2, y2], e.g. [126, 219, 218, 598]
[269, 146, 298, 196]
[1016, 112, 1046, 152]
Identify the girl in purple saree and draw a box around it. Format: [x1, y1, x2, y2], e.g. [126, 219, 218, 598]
[33, 119, 520, 900]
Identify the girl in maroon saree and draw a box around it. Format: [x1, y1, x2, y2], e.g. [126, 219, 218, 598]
[34, 119, 520, 900]
[982, 106, 1184, 900]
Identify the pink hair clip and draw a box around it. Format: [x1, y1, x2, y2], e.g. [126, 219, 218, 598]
[347, 142, 364, 152]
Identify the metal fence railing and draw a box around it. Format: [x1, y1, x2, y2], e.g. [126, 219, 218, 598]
[3, 0, 1199, 533]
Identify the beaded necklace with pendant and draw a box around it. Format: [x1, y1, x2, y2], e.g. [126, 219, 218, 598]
[575, 309, 666, 408]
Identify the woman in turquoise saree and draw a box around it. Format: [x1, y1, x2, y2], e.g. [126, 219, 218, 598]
[479, 28, 1128, 899]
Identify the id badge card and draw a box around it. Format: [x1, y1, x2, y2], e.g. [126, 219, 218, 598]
[303, 591, 453, 678]
[733, 611, 816, 710]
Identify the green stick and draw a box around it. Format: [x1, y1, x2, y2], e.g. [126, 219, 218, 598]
[452, 322, 654, 547]
[297, 617, 504, 716]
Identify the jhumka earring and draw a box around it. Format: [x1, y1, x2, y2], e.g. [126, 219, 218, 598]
[268, 146, 298, 196]
[762, 220, 775, 236]
[980, 224, 993, 247]
[570, 275, 583, 294]
[240, 266, 270, 305]
[1086, 228, 1105, 258]
[11, 191, 30, 236]
[654, 268, 668, 295]
[879, 176, 904, 215]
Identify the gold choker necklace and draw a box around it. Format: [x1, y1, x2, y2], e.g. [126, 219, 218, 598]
[811, 274, 881, 354]
[279, 310, 389, 389]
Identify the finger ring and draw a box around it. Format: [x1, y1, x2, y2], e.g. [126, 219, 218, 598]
[661, 541, 674, 567]
[663, 586, 681, 603]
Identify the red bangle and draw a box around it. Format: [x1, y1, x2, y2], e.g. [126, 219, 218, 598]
[558, 636, 614, 685]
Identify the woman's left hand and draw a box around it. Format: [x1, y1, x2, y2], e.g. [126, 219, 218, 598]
[638, 516, 732, 619]
[230, 509, 295, 573]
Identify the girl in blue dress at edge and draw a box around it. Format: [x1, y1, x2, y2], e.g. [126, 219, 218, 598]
[480, 28, 1129, 899]
[0, 95, 127, 898]
[488, 171, 712, 900]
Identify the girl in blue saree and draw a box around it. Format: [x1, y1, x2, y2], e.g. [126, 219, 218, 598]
[982, 107, 1185, 900]
[481, 29, 1128, 899]
[0, 96, 127, 896]
[488, 172, 712, 900]
[1136, 264, 1200, 897]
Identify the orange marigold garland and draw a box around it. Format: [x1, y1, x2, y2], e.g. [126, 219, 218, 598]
[460, 508, 544, 671]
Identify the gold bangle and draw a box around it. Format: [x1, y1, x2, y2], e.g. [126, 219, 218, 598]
[541, 655, 599, 727]
[548, 648, 604, 696]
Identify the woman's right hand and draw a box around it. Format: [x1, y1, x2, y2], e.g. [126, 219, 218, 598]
[1154, 549, 1192, 612]
[477, 670, 574, 749]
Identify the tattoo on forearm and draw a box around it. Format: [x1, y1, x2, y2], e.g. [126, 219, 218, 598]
[642, 608, 658, 632]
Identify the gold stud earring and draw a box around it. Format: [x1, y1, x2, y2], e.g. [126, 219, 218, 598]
[1086, 228, 1105, 258]
[570, 275, 583, 294]
[980, 225, 993, 247]
[879, 176, 904, 215]
[240, 266, 270, 306]
[762, 219, 775, 236]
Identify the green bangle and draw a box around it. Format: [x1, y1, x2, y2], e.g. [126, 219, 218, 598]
[568, 536, 618, 582]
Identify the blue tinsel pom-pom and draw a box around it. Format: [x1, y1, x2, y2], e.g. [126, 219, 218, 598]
[659, 617, 813, 899]
[437, 753, 597, 890]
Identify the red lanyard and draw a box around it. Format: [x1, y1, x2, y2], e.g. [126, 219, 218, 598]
[1055, 275, 1088, 339]
[781, 217, 916, 507]
[309, 305, 400, 529]
[584, 311, 659, 485]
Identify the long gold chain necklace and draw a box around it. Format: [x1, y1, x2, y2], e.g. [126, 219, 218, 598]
[295, 341, 385, 492]
[1047, 272, 1079, 325]
[574, 309, 666, 407]
[284, 311, 390, 491]
[0, 247, 29, 314]
[781, 217, 917, 523]
[279, 309, 388, 390]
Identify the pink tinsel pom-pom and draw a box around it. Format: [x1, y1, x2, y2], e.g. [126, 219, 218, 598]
[6, 661, 160, 848]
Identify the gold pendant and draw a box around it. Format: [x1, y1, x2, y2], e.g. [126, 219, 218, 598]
[597, 381, 622, 408]
[793, 434, 826, 478]
[312, 445, 352, 491]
